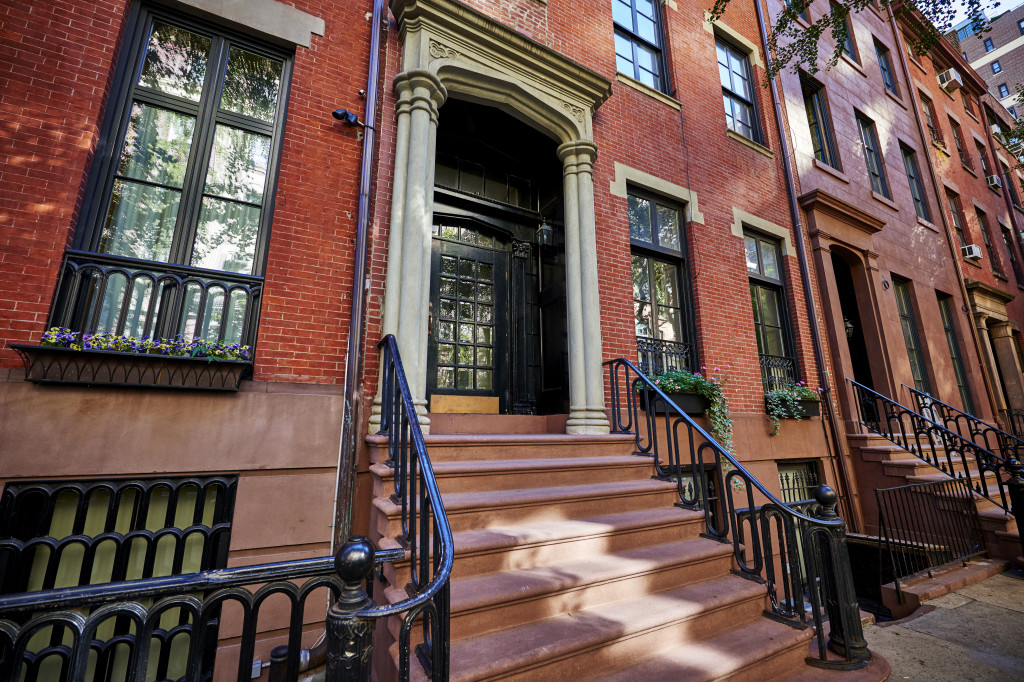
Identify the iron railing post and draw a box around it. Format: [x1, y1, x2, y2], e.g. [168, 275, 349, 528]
[813, 485, 871, 666]
[1006, 459, 1024, 560]
[326, 537, 377, 682]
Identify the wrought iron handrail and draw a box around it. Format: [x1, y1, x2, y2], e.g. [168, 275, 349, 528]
[50, 250, 263, 347]
[875, 479, 985, 604]
[849, 379, 1010, 511]
[903, 384, 1024, 462]
[605, 358, 871, 670]
[1000, 408, 1024, 440]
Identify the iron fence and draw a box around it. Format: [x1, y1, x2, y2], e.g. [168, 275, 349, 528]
[906, 384, 1024, 461]
[875, 479, 986, 602]
[606, 358, 871, 670]
[635, 337, 693, 376]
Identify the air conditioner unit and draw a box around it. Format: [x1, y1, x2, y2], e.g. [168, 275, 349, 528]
[988, 174, 1003, 189]
[962, 244, 983, 260]
[992, 124, 1003, 135]
[938, 68, 964, 92]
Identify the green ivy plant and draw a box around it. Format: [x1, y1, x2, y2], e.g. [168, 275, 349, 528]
[646, 366, 733, 454]
[765, 382, 821, 436]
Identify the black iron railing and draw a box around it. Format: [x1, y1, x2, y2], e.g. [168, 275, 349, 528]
[635, 337, 693, 375]
[606, 358, 871, 670]
[49, 251, 263, 348]
[1000, 408, 1024, 440]
[849, 379, 1010, 511]
[905, 384, 1024, 462]
[0, 337, 452, 681]
[779, 467, 821, 504]
[875, 479, 986, 602]
[759, 353, 797, 393]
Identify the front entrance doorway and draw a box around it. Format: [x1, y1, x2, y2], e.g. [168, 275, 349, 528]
[426, 98, 568, 415]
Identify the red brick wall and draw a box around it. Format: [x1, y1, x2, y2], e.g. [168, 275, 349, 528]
[0, 0, 374, 385]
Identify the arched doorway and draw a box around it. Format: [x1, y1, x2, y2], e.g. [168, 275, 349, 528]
[832, 250, 874, 391]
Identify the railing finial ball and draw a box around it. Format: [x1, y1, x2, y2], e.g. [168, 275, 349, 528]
[335, 536, 376, 585]
[813, 484, 839, 517]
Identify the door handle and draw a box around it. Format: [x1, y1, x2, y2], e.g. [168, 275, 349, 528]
[428, 302, 433, 335]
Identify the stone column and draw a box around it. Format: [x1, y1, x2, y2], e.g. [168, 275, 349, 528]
[989, 321, 1024, 411]
[372, 70, 446, 430]
[976, 314, 1007, 414]
[559, 141, 610, 434]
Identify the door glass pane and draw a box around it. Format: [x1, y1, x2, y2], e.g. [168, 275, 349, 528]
[457, 368, 473, 389]
[478, 263, 493, 282]
[438, 321, 454, 341]
[138, 23, 210, 100]
[477, 347, 492, 366]
[477, 283, 493, 303]
[437, 367, 454, 388]
[220, 47, 282, 121]
[191, 197, 260, 273]
[100, 180, 180, 262]
[628, 194, 653, 243]
[440, 277, 456, 296]
[439, 299, 455, 319]
[476, 369, 493, 390]
[438, 344, 455, 363]
[656, 204, 681, 250]
[476, 326, 492, 345]
[118, 104, 195, 186]
[204, 126, 270, 203]
[458, 346, 473, 364]
[441, 256, 457, 275]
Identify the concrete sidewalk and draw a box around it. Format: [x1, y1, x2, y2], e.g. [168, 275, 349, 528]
[863, 570, 1024, 681]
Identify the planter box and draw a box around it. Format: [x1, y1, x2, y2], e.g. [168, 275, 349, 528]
[765, 397, 820, 418]
[640, 391, 709, 416]
[10, 344, 251, 391]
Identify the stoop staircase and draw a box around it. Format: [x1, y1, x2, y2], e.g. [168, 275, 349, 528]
[366, 414, 816, 681]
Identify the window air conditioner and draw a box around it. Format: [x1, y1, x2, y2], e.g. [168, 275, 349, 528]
[938, 68, 964, 92]
[988, 174, 1003, 189]
[962, 244, 983, 260]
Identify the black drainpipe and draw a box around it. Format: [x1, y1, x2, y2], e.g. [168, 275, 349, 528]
[333, 0, 386, 548]
[751, 0, 860, 529]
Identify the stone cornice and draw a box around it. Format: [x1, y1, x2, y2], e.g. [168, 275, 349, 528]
[798, 189, 886, 236]
[964, 278, 1016, 305]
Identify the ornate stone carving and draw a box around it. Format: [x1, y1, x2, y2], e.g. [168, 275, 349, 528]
[428, 39, 459, 60]
[560, 100, 585, 123]
[512, 240, 531, 258]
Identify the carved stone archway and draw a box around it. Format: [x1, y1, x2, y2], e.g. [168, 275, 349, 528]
[376, 0, 612, 433]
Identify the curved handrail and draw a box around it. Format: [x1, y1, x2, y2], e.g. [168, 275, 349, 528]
[903, 383, 1024, 461]
[605, 358, 870, 669]
[850, 379, 1010, 511]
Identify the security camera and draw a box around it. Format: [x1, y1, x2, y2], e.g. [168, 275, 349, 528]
[332, 109, 361, 126]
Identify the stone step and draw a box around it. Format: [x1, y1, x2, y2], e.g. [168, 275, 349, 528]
[372, 479, 681, 536]
[366, 432, 636, 463]
[429, 412, 568, 435]
[402, 575, 780, 682]
[369, 454, 656, 496]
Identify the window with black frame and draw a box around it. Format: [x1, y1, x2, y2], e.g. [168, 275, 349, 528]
[802, 74, 840, 169]
[613, 0, 667, 92]
[745, 230, 797, 392]
[629, 190, 695, 375]
[717, 37, 762, 143]
[857, 112, 890, 198]
[900, 144, 930, 221]
[892, 277, 931, 393]
[936, 293, 975, 414]
[874, 39, 898, 95]
[57, 6, 292, 349]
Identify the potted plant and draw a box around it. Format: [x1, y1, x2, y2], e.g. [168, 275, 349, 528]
[10, 327, 253, 390]
[643, 366, 733, 454]
[765, 382, 822, 436]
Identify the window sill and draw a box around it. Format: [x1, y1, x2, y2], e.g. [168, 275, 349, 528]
[726, 129, 773, 158]
[909, 56, 928, 75]
[962, 163, 978, 177]
[994, 271, 1010, 282]
[933, 141, 950, 157]
[917, 216, 940, 232]
[615, 72, 681, 110]
[871, 191, 898, 211]
[966, 109, 980, 124]
[884, 87, 906, 109]
[963, 258, 983, 268]
[813, 158, 848, 183]
[990, 184, 1004, 196]
[840, 52, 867, 77]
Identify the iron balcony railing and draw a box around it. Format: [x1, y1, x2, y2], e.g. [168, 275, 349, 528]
[1000, 408, 1024, 440]
[0, 335, 453, 682]
[875, 479, 986, 603]
[904, 384, 1024, 462]
[605, 358, 871, 670]
[49, 250, 263, 348]
[849, 379, 1010, 511]
[635, 337, 694, 375]
[759, 352, 798, 393]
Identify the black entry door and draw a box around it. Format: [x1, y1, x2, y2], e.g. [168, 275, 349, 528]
[427, 223, 510, 411]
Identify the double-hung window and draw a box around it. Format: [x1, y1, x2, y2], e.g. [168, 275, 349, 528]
[875, 40, 898, 95]
[999, 83, 1010, 98]
[977, 141, 991, 176]
[920, 93, 943, 145]
[833, 3, 858, 61]
[993, 60, 1003, 74]
[950, 118, 973, 170]
[64, 7, 291, 346]
[892, 277, 931, 393]
[629, 191, 695, 375]
[984, 37, 995, 52]
[856, 113, 889, 198]
[802, 75, 840, 169]
[900, 144, 930, 221]
[745, 231, 796, 391]
[717, 38, 762, 143]
[1002, 226, 1024, 284]
[962, 90, 977, 117]
[947, 191, 969, 246]
[613, 0, 667, 92]
[977, 209, 1004, 276]
[936, 294, 974, 414]
[1002, 162, 1022, 208]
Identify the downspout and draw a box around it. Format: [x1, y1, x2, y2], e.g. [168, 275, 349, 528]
[332, 0, 386, 551]
[751, 0, 860, 529]
[886, 12, 1002, 422]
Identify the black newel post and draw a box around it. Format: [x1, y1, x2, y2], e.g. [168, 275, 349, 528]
[813, 485, 871, 667]
[1006, 459, 1024, 560]
[326, 537, 377, 682]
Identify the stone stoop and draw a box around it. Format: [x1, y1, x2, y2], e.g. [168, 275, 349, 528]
[363, 416, 869, 681]
[847, 432, 1019, 561]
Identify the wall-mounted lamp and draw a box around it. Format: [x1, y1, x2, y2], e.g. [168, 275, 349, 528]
[332, 109, 373, 129]
[844, 317, 855, 339]
[536, 219, 553, 247]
